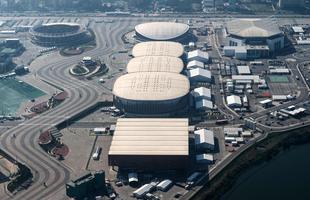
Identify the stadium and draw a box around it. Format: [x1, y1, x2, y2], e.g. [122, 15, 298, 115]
[132, 41, 184, 58]
[126, 56, 184, 74]
[113, 72, 190, 115]
[30, 23, 91, 47]
[135, 22, 190, 42]
[224, 19, 284, 59]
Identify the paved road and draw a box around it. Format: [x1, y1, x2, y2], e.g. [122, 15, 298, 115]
[0, 18, 139, 200]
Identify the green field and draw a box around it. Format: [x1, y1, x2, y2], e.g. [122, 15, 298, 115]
[0, 78, 45, 115]
[268, 75, 290, 83]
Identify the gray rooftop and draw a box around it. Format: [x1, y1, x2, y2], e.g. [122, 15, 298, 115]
[226, 19, 282, 38]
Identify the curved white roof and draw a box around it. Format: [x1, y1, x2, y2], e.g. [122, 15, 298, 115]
[132, 41, 184, 57]
[227, 19, 282, 38]
[127, 56, 184, 73]
[135, 22, 190, 41]
[41, 22, 81, 26]
[113, 72, 190, 101]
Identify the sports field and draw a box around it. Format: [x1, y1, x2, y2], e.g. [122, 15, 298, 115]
[0, 78, 45, 115]
[268, 75, 289, 83]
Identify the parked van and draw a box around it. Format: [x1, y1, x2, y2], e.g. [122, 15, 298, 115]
[92, 146, 101, 160]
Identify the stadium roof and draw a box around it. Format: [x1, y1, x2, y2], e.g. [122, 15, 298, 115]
[135, 22, 190, 41]
[226, 19, 282, 38]
[41, 22, 81, 26]
[132, 41, 184, 57]
[127, 56, 184, 73]
[113, 72, 190, 101]
[108, 118, 189, 156]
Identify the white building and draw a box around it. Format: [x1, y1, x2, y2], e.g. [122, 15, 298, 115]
[237, 65, 251, 75]
[188, 68, 212, 83]
[195, 99, 213, 110]
[187, 60, 204, 69]
[226, 95, 242, 108]
[224, 127, 243, 137]
[224, 19, 284, 59]
[231, 75, 261, 84]
[269, 68, 290, 74]
[192, 87, 212, 101]
[196, 154, 214, 164]
[194, 129, 215, 150]
[260, 99, 273, 108]
[187, 50, 209, 63]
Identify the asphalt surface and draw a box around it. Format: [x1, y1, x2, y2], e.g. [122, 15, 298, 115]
[0, 15, 309, 200]
[0, 18, 141, 200]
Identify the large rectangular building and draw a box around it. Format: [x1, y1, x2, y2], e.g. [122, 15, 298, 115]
[108, 118, 189, 170]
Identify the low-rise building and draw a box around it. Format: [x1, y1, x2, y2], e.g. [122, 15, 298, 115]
[188, 68, 212, 83]
[224, 127, 243, 137]
[195, 99, 213, 110]
[226, 95, 242, 108]
[192, 87, 212, 101]
[187, 50, 209, 63]
[108, 118, 189, 170]
[260, 99, 273, 108]
[196, 153, 214, 164]
[194, 129, 215, 151]
[187, 60, 204, 69]
[237, 65, 251, 75]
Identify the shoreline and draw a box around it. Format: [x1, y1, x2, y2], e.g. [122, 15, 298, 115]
[191, 126, 310, 200]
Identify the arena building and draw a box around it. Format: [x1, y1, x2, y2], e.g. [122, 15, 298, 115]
[113, 72, 190, 115]
[30, 23, 91, 47]
[135, 22, 190, 42]
[132, 41, 184, 58]
[224, 19, 284, 59]
[126, 56, 184, 73]
[108, 118, 189, 170]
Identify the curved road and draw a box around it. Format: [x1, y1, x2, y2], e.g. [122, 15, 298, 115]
[0, 18, 140, 200]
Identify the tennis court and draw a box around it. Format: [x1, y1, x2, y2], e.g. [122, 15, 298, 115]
[268, 75, 289, 83]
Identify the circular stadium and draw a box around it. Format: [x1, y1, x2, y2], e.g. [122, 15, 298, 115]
[30, 23, 91, 47]
[132, 41, 184, 58]
[225, 19, 284, 52]
[127, 56, 184, 74]
[113, 72, 190, 115]
[135, 22, 190, 41]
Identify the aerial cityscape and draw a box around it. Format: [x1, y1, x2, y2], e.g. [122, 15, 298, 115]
[0, 0, 310, 200]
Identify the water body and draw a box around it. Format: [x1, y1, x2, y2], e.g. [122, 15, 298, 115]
[222, 144, 310, 200]
[0, 78, 45, 115]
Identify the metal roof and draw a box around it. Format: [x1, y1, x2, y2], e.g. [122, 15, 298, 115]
[188, 68, 212, 79]
[135, 22, 189, 41]
[113, 72, 190, 101]
[227, 95, 242, 106]
[126, 56, 184, 73]
[194, 129, 214, 146]
[187, 60, 204, 69]
[187, 50, 209, 60]
[226, 19, 282, 38]
[108, 118, 189, 156]
[195, 99, 213, 110]
[237, 65, 251, 75]
[132, 41, 184, 57]
[192, 87, 211, 99]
